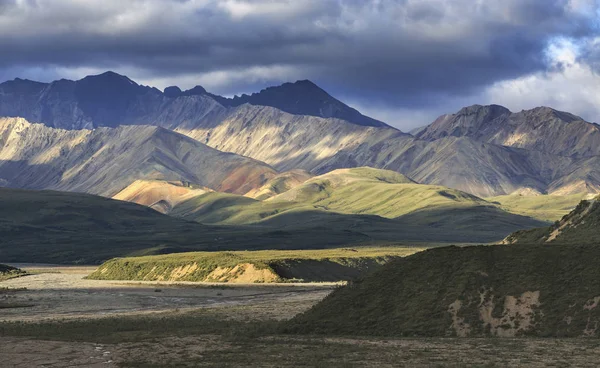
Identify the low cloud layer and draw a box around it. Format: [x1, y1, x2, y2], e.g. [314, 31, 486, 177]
[0, 0, 598, 129]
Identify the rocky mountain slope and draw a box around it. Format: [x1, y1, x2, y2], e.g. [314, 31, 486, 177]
[0, 71, 385, 129]
[504, 195, 600, 244]
[2, 72, 600, 197]
[416, 104, 600, 159]
[286, 243, 600, 337]
[0, 117, 276, 196]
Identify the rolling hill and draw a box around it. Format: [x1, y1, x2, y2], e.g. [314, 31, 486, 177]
[244, 169, 313, 200]
[0, 186, 530, 264]
[286, 243, 600, 337]
[112, 180, 212, 214]
[486, 192, 590, 222]
[168, 168, 546, 242]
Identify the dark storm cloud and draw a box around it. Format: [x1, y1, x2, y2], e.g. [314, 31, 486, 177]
[0, 0, 597, 109]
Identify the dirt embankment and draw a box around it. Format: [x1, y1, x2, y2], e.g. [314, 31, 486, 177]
[89, 256, 393, 283]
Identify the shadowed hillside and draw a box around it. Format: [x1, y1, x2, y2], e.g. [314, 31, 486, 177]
[169, 168, 547, 242]
[286, 244, 600, 337]
[504, 196, 600, 244]
[0, 187, 495, 264]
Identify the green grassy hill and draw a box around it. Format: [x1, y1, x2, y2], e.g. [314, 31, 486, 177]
[88, 247, 423, 283]
[0, 188, 425, 264]
[169, 167, 547, 243]
[486, 193, 588, 222]
[505, 196, 600, 244]
[286, 243, 600, 337]
[245, 169, 313, 200]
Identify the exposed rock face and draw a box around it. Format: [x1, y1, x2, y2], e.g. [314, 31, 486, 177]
[416, 104, 600, 159]
[0, 72, 386, 129]
[218, 80, 388, 127]
[0, 117, 276, 196]
[2, 73, 600, 197]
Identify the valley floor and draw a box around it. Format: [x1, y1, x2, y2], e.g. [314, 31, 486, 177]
[0, 265, 334, 322]
[2, 266, 600, 367]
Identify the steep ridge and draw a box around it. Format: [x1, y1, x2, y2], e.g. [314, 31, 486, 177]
[216, 80, 388, 127]
[0, 73, 386, 128]
[504, 195, 600, 244]
[0, 117, 276, 196]
[416, 104, 600, 158]
[2, 73, 600, 197]
[286, 243, 600, 337]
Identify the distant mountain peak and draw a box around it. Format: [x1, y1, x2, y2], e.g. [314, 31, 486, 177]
[456, 104, 510, 116]
[220, 80, 390, 128]
[81, 71, 137, 85]
[523, 106, 583, 123]
[164, 86, 182, 98]
[182, 85, 207, 96]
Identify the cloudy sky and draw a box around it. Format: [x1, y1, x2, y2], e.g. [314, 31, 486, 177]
[0, 0, 598, 130]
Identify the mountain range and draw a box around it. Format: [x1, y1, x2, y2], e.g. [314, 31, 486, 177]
[1, 71, 599, 198]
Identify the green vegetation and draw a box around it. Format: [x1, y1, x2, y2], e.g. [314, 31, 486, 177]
[88, 247, 423, 283]
[0, 264, 26, 281]
[286, 243, 600, 337]
[171, 167, 547, 244]
[0, 184, 545, 264]
[505, 196, 600, 244]
[2, 311, 600, 367]
[486, 193, 587, 221]
[174, 167, 488, 224]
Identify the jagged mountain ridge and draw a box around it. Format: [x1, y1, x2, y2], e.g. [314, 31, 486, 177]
[416, 104, 600, 159]
[1, 72, 600, 197]
[0, 117, 276, 196]
[0, 71, 386, 129]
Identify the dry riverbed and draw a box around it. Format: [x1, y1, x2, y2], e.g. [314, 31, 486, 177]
[0, 265, 335, 321]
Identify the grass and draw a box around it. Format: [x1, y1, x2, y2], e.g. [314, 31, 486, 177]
[170, 167, 547, 244]
[172, 167, 489, 224]
[3, 305, 600, 367]
[0, 187, 460, 264]
[0, 184, 541, 264]
[286, 243, 600, 337]
[88, 247, 424, 283]
[506, 197, 600, 244]
[486, 193, 588, 222]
